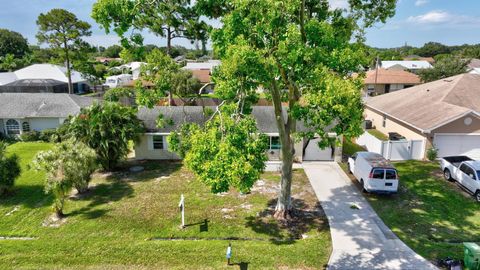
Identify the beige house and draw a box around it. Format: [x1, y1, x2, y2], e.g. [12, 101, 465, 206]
[364, 68, 421, 96]
[135, 106, 342, 162]
[365, 73, 480, 158]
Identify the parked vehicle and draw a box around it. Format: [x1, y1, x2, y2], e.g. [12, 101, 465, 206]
[440, 156, 480, 202]
[347, 152, 399, 194]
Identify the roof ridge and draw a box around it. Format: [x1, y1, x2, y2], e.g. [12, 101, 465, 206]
[439, 74, 465, 105]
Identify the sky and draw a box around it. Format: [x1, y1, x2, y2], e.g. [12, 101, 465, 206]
[0, 0, 479, 49]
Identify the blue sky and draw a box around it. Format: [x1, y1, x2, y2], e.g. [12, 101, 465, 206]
[0, 0, 479, 49]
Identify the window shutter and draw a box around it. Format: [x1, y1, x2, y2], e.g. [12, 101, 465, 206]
[147, 135, 153, 151]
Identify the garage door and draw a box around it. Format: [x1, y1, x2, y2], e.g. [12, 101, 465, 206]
[303, 138, 333, 161]
[434, 134, 480, 157]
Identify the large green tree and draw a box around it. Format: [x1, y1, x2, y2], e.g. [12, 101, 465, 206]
[0, 142, 21, 196]
[92, 0, 208, 56]
[419, 55, 470, 82]
[0, 28, 29, 58]
[193, 0, 397, 219]
[137, 49, 201, 106]
[65, 102, 144, 170]
[36, 9, 92, 94]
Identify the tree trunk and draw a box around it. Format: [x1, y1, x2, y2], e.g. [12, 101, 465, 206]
[167, 28, 172, 56]
[270, 79, 295, 219]
[64, 41, 73, 95]
[274, 139, 294, 219]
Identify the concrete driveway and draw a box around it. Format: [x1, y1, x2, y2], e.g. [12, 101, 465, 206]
[303, 162, 437, 270]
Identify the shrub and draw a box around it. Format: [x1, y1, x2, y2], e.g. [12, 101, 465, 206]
[0, 142, 21, 195]
[427, 147, 438, 161]
[39, 129, 59, 142]
[20, 130, 41, 141]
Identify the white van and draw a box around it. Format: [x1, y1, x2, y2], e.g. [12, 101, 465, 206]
[347, 152, 399, 194]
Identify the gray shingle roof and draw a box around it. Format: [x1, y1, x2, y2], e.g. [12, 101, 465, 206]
[0, 93, 97, 118]
[137, 106, 303, 133]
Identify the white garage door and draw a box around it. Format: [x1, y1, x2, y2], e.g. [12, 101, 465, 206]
[434, 134, 480, 158]
[303, 138, 333, 161]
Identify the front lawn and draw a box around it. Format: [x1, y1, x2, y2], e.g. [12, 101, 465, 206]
[341, 160, 480, 262]
[1, 142, 331, 269]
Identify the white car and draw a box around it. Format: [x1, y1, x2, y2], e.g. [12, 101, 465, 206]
[348, 152, 399, 194]
[441, 156, 480, 202]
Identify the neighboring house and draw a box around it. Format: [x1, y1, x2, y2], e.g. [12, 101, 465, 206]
[468, 59, 480, 74]
[0, 93, 96, 136]
[403, 55, 435, 64]
[364, 73, 480, 158]
[364, 68, 421, 96]
[381, 60, 433, 73]
[0, 64, 90, 94]
[104, 74, 133, 89]
[470, 68, 480, 75]
[183, 60, 221, 93]
[110, 62, 146, 80]
[135, 106, 342, 162]
[95, 57, 121, 64]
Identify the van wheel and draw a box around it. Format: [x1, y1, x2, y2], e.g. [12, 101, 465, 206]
[360, 179, 367, 193]
[444, 169, 453, 181]
[475, 191, 480, 202]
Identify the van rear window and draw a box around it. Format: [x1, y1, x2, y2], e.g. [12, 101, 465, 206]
[372, 169, 384, 179]
[385, 170, 397, 179]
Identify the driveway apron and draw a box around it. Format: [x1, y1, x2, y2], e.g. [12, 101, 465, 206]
[303, 162, 438, 270]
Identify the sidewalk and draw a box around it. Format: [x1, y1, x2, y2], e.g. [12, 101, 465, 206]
[302, 162, 438, 270]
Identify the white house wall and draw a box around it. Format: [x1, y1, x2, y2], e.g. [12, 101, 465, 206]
[29, 118, 63, 131]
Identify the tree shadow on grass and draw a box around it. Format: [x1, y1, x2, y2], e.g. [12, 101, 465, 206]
[0, 184, 53, 209]
[67, 180, 134, 219]
[105, 160, 183, 183]
[244, 198, 329, 245]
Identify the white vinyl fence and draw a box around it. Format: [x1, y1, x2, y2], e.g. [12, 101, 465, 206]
[356, 131, 425, 161]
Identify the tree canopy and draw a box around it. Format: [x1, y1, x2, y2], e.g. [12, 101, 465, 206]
[37, 9, 92, 94]
[0, 28, 29, 58]
[419, 55, 470, 82]
[92, 0, 209, 55]
[65, 102, 144, 170]
[187, 0, 396, 219]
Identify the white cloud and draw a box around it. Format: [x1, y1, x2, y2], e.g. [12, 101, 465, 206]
[408, 10, 451, 24]
[329, 0, 349, 10]
[415, 0, 429, 7]
[407, 10, 480, 26]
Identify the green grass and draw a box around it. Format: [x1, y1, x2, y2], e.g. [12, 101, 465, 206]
[367, 129, 389, 141]
[1, 142, 331, 269]
[343, 160, 480, 262]
[342, 138, 366, 157]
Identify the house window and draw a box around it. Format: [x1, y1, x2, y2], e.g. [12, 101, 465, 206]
[382, 115, 387, 128]
[270, 136, 281, 150]
[6, 119, 20, 135]
[22, 122, 30, 132]
[152, 135, 164, 150]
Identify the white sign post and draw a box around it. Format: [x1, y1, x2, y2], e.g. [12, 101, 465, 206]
[178, 194, 185, 228]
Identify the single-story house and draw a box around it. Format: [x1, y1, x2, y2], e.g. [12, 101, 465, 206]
[104, 74, 133, 89]
[0, 64, 90, 94]
[364, 68, 421, 96]
[135, 106, 342, 162]
[110, 62, 146, 80]
[365, 73, 480, 158]
[403, 55, 435, 64]
[182, 60, 221, 94]
[381, 60, 433, 74]
[0, 93, 97, 136]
